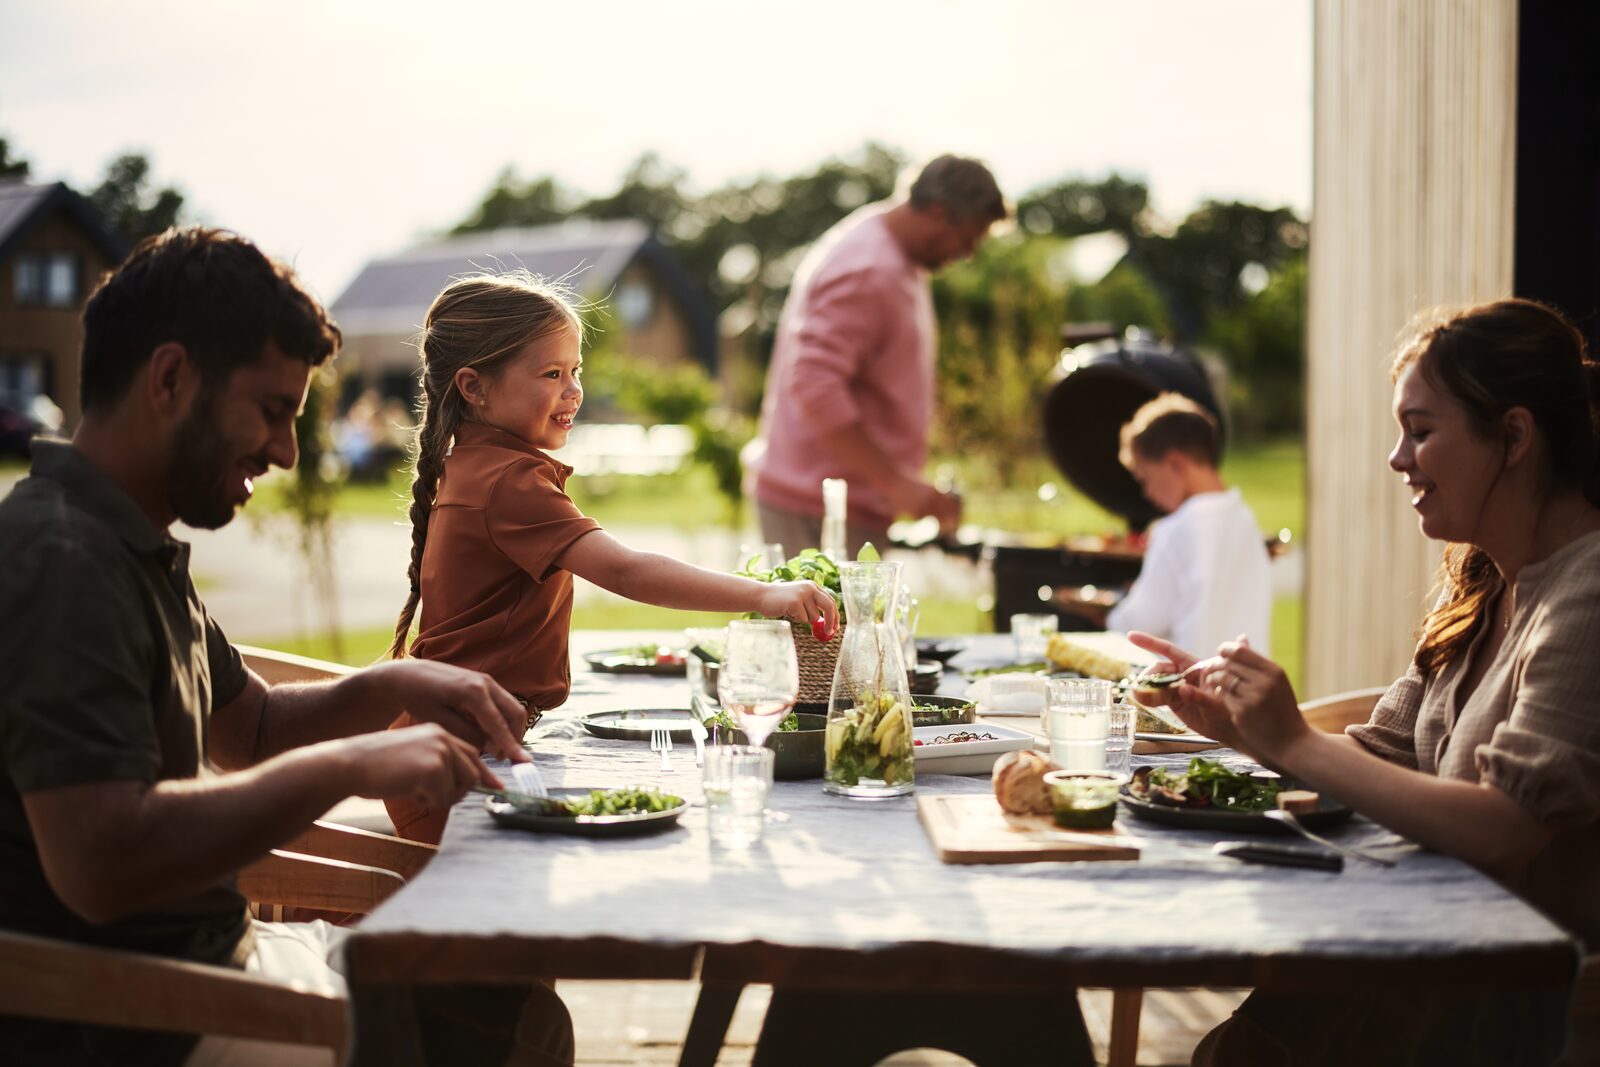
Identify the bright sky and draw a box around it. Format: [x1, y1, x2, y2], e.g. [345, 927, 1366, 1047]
[0, 0, 1311, 306]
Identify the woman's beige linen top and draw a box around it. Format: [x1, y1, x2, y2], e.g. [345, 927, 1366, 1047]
[1349, 530, 1600, 947]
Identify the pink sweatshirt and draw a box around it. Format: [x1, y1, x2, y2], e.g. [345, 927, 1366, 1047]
[750, 204, 937, 527]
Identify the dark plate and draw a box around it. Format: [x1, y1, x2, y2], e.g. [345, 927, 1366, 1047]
[484, 788, 686, 837]
[916, 638, 965, 664]
[909, 659, 945, 695]
[722, 712, 827, 780]
[1118, 790, 1354, 834]
[583, 649, 689, 676]
[911, 695, 977, 728]
[580, 708, 700, 741]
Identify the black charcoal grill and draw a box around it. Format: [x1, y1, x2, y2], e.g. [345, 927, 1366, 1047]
[899, 326, 1228, 630]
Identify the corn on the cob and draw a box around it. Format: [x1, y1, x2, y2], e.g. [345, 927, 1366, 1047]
[1045, 634, 1131, 681]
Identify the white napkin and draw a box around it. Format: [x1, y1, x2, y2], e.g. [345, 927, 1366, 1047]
[965, 673, 1049, 717]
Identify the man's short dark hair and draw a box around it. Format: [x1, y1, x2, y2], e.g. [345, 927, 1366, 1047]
[907, 155, 1009, 225]
[1119, 393, 1220, 469]
[80, 227, 341, 413]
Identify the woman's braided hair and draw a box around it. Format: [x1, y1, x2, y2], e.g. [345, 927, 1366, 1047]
[388, 273, 581, 658]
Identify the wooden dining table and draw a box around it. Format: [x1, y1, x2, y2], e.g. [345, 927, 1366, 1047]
[341, 631, 1580, 1065]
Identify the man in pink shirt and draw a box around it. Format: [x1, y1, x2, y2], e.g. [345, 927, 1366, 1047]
[749, 155, 1007, 557]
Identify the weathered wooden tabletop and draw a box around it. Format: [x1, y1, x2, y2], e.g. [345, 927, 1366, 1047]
[344, 631, 1578, 1062]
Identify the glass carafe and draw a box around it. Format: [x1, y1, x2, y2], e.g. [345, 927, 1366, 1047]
[824, 560, 915, 798]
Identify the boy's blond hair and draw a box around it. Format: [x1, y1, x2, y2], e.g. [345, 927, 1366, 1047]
[1118, 393, 1220, 470]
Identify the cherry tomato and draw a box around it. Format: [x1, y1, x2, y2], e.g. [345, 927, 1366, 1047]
[811, 616, 832, 643]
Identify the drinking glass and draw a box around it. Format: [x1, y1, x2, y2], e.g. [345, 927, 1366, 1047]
[738, 542, 786, 574]
[896, 593, 920, 668]
[702, 744, 774, 849]
[718, 619, 798, 749]
[1046, 677, 1113, 770]
[1010, 613, 1058, 662]
[1106, 701, 1136, 777]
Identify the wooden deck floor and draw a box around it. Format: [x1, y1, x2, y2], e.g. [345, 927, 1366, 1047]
[565, 981, 1247, 1066]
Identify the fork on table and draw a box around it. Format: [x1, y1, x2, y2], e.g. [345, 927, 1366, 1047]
[650, 727, 674, 772]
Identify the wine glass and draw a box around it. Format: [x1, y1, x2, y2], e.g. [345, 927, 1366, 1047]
[718, 619, 799, 749]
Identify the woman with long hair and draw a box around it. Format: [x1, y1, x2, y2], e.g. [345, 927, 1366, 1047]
[1138, 299, 1600, 1065]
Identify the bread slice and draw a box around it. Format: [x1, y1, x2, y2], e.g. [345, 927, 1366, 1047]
[1276, 790, 1321, 814]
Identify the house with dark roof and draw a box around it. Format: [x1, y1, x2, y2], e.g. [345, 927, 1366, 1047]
[331, 219, 717, 400]
[0, 181, 129, 429]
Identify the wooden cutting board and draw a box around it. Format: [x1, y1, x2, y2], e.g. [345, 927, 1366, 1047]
[917, 794, 1140, 864]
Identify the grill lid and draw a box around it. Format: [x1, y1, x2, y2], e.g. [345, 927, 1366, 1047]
[1040, 330, 1225, 530]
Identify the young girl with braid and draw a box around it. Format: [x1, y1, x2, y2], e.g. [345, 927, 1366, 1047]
[384, 274, 838, 843]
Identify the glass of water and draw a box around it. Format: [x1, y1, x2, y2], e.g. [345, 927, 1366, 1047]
[1046, 677, 1113, 770]
[1106, 701, 1136, 777]
[1010, 612, 1058, 663]
[702, 744, 774, 849]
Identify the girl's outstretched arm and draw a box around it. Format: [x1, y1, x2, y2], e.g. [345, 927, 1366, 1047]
[556, 530, 838, 637]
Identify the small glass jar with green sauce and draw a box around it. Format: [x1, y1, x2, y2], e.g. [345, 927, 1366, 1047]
[1043, 769, 1130, 829]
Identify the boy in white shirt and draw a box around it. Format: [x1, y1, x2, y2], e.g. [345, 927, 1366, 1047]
[1103, 394, 1272, 655]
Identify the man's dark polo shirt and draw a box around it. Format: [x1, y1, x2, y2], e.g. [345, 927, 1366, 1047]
[0, 439, 251, 1064]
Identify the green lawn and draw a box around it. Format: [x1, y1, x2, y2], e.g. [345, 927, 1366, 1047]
[252, 437, 1305, 539]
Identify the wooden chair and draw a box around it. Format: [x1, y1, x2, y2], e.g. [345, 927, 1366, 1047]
[238, 645, 397, 835]
[237, 643, 357, 685]
[1298, 686, 1388, 733]
[0, 821, 434, 1061]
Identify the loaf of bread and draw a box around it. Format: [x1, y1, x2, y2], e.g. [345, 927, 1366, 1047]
[993, 749, 1061, 815]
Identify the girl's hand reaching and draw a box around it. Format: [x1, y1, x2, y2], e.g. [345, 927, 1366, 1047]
[759, 580, 839, 642]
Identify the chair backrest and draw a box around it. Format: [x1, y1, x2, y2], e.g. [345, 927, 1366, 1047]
[1298, 686, 1387, 734]
[236, 643, 357, 685]
[0, 927, 346, 1055]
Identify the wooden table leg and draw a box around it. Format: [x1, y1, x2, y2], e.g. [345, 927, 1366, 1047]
[1108, 988, 1143, 1067]
[678, 982, 744, 1067]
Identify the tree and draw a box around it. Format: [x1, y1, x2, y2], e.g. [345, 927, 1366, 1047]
[1015, 173, 1152, 238]
[1127, 200, 1308, 340]
[450, 167, 575, 233]
[1205, 253, 1307, 436]
[0, 134, 29, 180]
[89, 153, 184, 244]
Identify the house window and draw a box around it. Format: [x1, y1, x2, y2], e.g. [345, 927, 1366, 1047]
[10, 252, 78, 307]
[45, 253, 78, 307]
[12, 254, 42, 304]
[616, 280, 655, 330]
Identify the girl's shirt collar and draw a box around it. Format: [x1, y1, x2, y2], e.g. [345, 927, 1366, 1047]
[454, 420, 572, 475]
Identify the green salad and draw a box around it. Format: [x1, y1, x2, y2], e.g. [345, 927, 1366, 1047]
[550, 787, 682, 817]
[704, 708, 801, 734]
[1130, 758, 1282, 812]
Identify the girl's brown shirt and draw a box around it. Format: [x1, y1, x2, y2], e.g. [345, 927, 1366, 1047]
[409, 421, 600, 709]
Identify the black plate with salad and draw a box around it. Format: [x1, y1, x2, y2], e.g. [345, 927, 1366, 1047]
[1119, 758, 1353, 834]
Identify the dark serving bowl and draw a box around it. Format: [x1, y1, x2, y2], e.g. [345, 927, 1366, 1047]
[721, 712, 827, 780]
